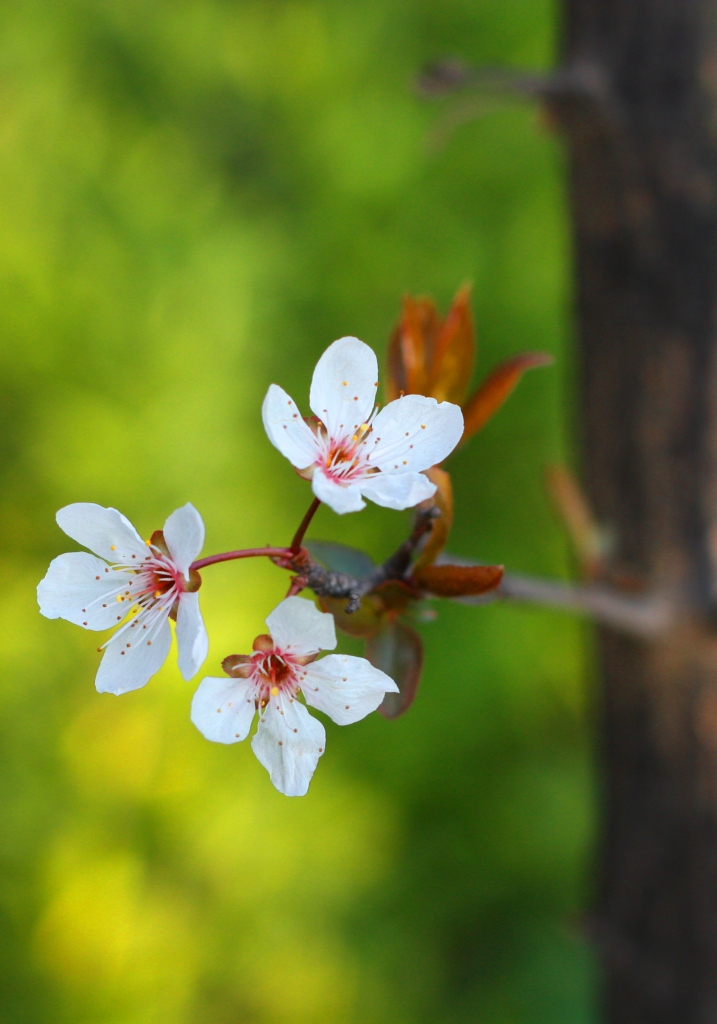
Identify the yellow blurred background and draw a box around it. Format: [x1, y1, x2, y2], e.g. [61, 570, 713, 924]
[0, 2, 593, 1021]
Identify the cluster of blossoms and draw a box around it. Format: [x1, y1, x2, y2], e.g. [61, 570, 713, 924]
[39, 291, 549, 795]
[38, 335, 467, 796]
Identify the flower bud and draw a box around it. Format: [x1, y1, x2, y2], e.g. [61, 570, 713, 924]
[252, 633, 274, 653]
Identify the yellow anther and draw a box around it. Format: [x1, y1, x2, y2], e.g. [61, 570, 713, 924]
[116, 595, 124, 603]
[154, 590, 161, 599]
[145, 539, 152, 545]
[270, 686, 279, 696]
[110, 545, 116, 551]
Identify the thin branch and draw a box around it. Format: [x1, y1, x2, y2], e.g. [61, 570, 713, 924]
[194, 518, 671, 639]
[432, 553, 672, 637]
[291, 508, 438, 612]
[457, 572, 673, 638]
[417, 59, 615, 151]
[285, 516, 673, 637]
[416, 59, 607, 106]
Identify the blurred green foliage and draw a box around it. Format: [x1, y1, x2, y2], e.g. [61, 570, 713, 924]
[0, 1, 595, 1022]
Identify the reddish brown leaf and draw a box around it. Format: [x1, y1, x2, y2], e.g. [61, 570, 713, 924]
[386, 295, 440, 402]
[413, 466, 454, 572]
[461, 352, 553, 443]
[366, 621, 424, 719]
[427, 283, 475, 405]
[414, 562, 504, 597]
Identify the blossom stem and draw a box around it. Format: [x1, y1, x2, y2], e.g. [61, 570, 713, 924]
[290, 497, 322, 554]
[190, 547, 292, 571]
[285, 576, 307, 599]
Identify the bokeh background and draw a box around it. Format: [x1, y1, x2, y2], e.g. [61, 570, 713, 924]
[0, 1, 594, 1021]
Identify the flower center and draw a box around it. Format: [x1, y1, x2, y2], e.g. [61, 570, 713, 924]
[135, 557, 183, 602]
[149, 561, 183, 597]
[319, 426, 377, 484]
[325, 442, 360, 473]
[111, 555, 184, 614]
[251, 649, 300, 704]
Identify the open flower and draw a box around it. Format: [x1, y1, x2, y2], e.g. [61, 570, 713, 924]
[38, 502, 209, 695]
[262, 336, 464, 514]
[190, 596, 398, 796]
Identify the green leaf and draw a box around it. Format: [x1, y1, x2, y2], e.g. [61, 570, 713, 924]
[366, 621, 424, 719]
[305, 540, 375, 578]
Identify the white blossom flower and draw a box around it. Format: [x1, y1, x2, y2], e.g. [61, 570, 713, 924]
[262, 336, 464, 514]
[191, 596, 398, 796]
[38, 502, 209, 695]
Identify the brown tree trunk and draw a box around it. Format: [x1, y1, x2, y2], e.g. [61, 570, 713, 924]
[563, 1, 717, 1020]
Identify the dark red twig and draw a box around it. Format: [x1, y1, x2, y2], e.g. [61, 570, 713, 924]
[190, 547, 292, 571]
[290, 497, 322, 554]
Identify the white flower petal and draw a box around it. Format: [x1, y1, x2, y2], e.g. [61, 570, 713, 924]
[368, 395, 464, 474]
[95, 617, 172, 695]
[266, 596, 336, 656]
[56, 503, 147, 563]
[311, 470, 366, 514]
[359, 471, 436, 510]
[163, 503, 205, 577]
[251, 695, 325, 797]
[302, 654, 398, 725]
[262, 384, 319, 469]
[309, 337, 378, 441]
[37, 552, 135, 630]
[175, 592, 209, 680]
[190, 676, 256, 744]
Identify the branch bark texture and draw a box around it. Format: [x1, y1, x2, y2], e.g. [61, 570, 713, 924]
[562, 2, 717, 1020]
